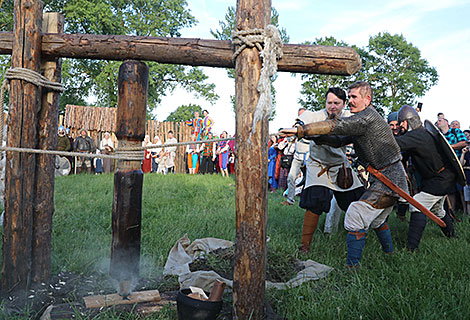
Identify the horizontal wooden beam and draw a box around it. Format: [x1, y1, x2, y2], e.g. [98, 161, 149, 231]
[0, 32, 361, 75]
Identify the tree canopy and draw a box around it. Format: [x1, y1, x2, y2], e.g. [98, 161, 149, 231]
[0, 0, 219, 115]
[298, 33, 438, 116]
[165, 103, 202, 122]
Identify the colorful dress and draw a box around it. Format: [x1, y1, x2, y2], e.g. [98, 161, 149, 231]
[268, 145, 278, 189]
[218, 140, 229, 170]
[186, 117, 204, 141]
[202, 116, 214, 137]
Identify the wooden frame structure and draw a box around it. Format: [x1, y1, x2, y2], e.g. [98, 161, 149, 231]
[0, 0, 360, 318]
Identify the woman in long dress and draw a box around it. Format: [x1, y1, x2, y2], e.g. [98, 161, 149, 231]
[100, 132, 114, 173]
[216, 131, 230, 177]
[141, 135, 152, 173]
[268, 135, 279, 192]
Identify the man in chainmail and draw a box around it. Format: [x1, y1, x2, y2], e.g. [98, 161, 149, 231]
[74, 128, 95, 174]
[281, 81, 408, 267]
[395, 105, 456, 251]
[288, 87, 364, 253]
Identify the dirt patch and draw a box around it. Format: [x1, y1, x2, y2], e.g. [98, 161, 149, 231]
[0, 271, 175, 319]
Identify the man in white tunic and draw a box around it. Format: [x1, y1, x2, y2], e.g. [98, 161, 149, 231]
[296, 87, 364, 253]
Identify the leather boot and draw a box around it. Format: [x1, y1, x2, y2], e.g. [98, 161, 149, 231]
[300, 210, 320, 253]
[407, 211, 427, 251]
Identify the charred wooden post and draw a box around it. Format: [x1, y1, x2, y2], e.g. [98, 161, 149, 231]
[31, 12, 64, 284]
[2, 0, 43, 292]
[233, 0, 270, 319]
[110, 60, 148, 293]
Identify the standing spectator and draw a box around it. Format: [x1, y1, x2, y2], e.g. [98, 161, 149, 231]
[165, 130, 178, 174]
[460, 130, 470, 216]
[100, 131, 114, 173]
[268, 135, 279, 192]
[282, 108, 312, 206]
[450, 120, 460, 129]
[186, 134, 199, 174]
[66, 128, 75, 174]
[186, 111, 204, 141]
[74, 128, 95, 174]
[277, 136, 295, 190]
[150, 136, 162, 173]
[200, 132, 216, 174]
[141, 135, 152, 173]
[94, 150, 103, 174]
[436, 118, 468, 212]
[57, 126, 71, 151]
[228, 134, 236, 174]
[216, 131, 230, 177]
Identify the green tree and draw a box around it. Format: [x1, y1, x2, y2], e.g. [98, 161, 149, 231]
[0, 0, 219, 115]
[298, 33, 438, 116]
[298, 37, 370, 111]
[210, 6, 289, 120]
[366, 32, 438, 113]
[165, 103, 202, 122]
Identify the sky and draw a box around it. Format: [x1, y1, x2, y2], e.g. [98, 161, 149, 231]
[155, 0, 470, 135]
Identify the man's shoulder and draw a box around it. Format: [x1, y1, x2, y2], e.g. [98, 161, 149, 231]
[298, 109, 326, 123]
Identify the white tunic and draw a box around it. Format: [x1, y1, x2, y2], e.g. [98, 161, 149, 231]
[299, 109, 363, 191]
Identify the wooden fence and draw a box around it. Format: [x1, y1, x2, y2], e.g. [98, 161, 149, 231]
[60, 104, 193, 173]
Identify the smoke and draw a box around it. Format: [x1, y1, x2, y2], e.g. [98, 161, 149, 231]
[94, 254, 164, 296]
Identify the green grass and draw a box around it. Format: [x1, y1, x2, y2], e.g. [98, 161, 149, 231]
[2, 173, 470, 319]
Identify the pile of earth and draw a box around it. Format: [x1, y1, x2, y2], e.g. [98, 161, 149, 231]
[189, 246, 303, 283]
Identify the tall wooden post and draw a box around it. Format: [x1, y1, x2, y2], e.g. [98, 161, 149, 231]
[2, 0, 43, 292]
[233, 0, 270, 319]
[31, 12, 64, 284]
[110, 61, 148, 292]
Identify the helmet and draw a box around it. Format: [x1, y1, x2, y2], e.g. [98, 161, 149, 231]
[58, 125, 65, 134]
[387, 112, 398, 124]
[398, 105, 422, 131]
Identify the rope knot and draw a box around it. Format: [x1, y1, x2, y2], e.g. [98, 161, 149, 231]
[231, 25, 283, 64]
[232, 25, 284, 142]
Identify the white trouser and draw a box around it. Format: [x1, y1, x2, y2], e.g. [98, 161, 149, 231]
[286, 156, 304, 203]
[409, 191, 446, 218]
[324, 196, 342, 233]
[344, 201, 393, 232]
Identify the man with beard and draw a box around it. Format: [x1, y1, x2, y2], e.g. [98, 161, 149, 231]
[387, 112, 401, 136]
[74, 128, 95, 174]
[288, 87, 364, 253]
[395, 105, 456, 251]
[281, 81, 408, 267]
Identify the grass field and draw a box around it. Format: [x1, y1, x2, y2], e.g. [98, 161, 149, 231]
[2, 172, 470, 319]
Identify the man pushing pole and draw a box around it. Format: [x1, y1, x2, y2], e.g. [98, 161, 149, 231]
[281, 81, 443, 267]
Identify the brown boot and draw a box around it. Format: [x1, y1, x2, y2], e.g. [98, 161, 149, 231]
[300, 210, 320, 253]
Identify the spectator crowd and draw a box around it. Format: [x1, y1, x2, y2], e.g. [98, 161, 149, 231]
[56, 108, 235, 176]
